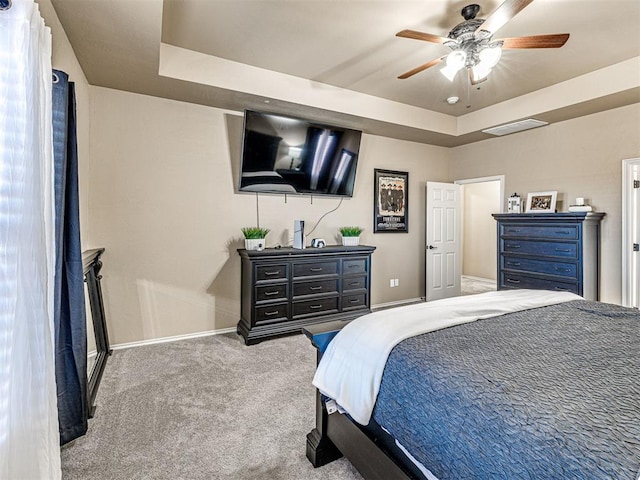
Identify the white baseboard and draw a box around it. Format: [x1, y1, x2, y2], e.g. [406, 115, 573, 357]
[111, 327, 237, 351]
[111, 298, 425, 351]
[372, 297, 424, 311]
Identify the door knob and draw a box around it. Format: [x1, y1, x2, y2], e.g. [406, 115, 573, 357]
[427, 245, 437, 250]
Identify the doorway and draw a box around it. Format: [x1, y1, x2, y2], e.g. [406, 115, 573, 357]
[455, 176, 504, 294]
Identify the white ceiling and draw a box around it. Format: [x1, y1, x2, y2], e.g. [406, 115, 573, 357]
[50, 0, 640, 146]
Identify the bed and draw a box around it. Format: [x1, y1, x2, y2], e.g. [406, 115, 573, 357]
[304, 289, 640, 480]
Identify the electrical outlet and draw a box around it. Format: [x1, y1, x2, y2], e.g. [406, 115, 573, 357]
[395, 278, 400, 287]
[389, 279, 394, 287]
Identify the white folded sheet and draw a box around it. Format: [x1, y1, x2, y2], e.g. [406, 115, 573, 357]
[313, 289, 582, 425]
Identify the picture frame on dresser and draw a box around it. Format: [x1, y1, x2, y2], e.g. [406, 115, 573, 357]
[525, 191, 557, 213]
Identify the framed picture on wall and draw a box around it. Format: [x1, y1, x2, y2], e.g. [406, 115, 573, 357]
[373, 169, 408, 233]
[525, 191, 557, 213]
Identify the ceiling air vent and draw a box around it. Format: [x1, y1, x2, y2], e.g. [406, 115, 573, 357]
[482, 119, 548, 136]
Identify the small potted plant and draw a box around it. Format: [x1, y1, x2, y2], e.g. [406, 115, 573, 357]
[242, 227, 270, 251]
[339, 226, 363, 246]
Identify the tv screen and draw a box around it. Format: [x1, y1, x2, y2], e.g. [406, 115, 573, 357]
[238, 110, 362, 197]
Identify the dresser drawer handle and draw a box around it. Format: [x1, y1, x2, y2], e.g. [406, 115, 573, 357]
[554, 287, 570, 291]
[507, 229, 521, 233]
[349, 298, 360, 303]
[309, 286, 323, 291]
[506, 278, 521, 284]
[309, 304, 323, 310]
[309, 267, 323, 272]
[348, 281, 361, 286]
[555, 231, 571, 235]
[506, 244, 521, 249]
[506, 261, 521, 267]
[555, 248, 572, 253]
[263, 310, 279, 316]
[347, 264, 360, 268]
[264, 271, 280, 276]
[555, 267, 571, 272]
[264, 290, 280, 296]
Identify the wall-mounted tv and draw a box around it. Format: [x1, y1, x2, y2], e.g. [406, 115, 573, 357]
[238, 110, 362, 197]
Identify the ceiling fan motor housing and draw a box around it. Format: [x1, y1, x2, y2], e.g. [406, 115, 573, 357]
[448, 18, 485, 41]
[461, 4, 481, 20]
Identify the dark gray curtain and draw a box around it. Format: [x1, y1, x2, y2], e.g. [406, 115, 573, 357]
[52, 69, 88, 445]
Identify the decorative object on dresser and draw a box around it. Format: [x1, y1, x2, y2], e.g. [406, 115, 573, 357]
[568, 196, 593, 212]
[339, 226, 363, 246]
[237, 245, 375, 345]
[373, 169, 408, 233]
[507, 192, 522, 213]
[525, 191, 557, 213]
[241, 226, 270, 251]
[492, 212, 605, 300]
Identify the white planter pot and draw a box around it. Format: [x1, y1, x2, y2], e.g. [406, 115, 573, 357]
[245, 238, 265, 251]
[341, 236, 360, 246]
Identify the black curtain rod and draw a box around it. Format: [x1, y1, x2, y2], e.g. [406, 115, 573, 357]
[0, 0, 12, 11]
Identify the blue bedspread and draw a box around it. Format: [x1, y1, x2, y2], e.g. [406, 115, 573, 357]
[372, 300, 640, 479]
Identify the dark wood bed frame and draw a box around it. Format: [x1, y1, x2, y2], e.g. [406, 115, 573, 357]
[303, 321, 418, 480]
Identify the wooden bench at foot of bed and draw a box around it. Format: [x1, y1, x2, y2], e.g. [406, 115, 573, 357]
[303, 321, 418, 480]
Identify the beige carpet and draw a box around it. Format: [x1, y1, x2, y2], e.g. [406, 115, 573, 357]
[61, 333, 362, 480]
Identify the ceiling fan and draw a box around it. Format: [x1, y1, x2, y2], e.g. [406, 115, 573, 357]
[396, 0, 569, 85]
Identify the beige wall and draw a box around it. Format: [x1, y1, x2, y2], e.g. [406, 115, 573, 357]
[88, 87, 450, 345]
[450, 104, 640, 304]
[462, 181, 500, 280]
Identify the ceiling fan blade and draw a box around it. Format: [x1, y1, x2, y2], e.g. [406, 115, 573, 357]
[475, 0, 534, 37]
[398, 58, 443, 79]
[499, 33, 570, 49]
[396, 29, 449, 44]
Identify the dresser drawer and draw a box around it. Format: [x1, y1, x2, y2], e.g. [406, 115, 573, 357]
[293, 260, 338, 278]
[502, 257, 578, 279]
[343, 258, 367, 275]
[342, 292, 367, 311]
[292, 297, 339, 318]
[255, 264, 288, 282]
[343, 276, 367, 291]
[501, 225, 578, 239]
[254, 303, 289, 325]
[293, 279, 338, 298]
[255, 283, 288, 303]
[502, 240, 577, 259]
[500, 273, 578, 294]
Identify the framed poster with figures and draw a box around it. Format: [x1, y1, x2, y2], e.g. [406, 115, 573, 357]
[374, 169, 408, 233]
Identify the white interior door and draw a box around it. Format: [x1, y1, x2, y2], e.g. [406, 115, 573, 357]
[623, 158, 640, 308]
[631, 162, 639, 308]
[426, 182, 461, 301]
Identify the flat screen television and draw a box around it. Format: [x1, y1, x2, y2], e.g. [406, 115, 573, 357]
[238, 110, 362, 197]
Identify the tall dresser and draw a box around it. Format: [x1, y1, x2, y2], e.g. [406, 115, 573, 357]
[492, 213, 605, 300]
[238, 245, 375, 345]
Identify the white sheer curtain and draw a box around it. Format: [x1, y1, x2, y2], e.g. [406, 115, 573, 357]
[0, 1, 61, 478]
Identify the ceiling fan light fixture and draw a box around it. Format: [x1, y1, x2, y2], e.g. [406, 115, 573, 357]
[441, 50, 466, 81]
[446, 50, 467, 69]
[478, 44, 502, 68]
[471, 63, 492, 83]
[441, 64, 460, 82]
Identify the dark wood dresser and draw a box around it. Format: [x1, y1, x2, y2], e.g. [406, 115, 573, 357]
[492, 213, 605, 300]
[238, 245, 375, 345]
